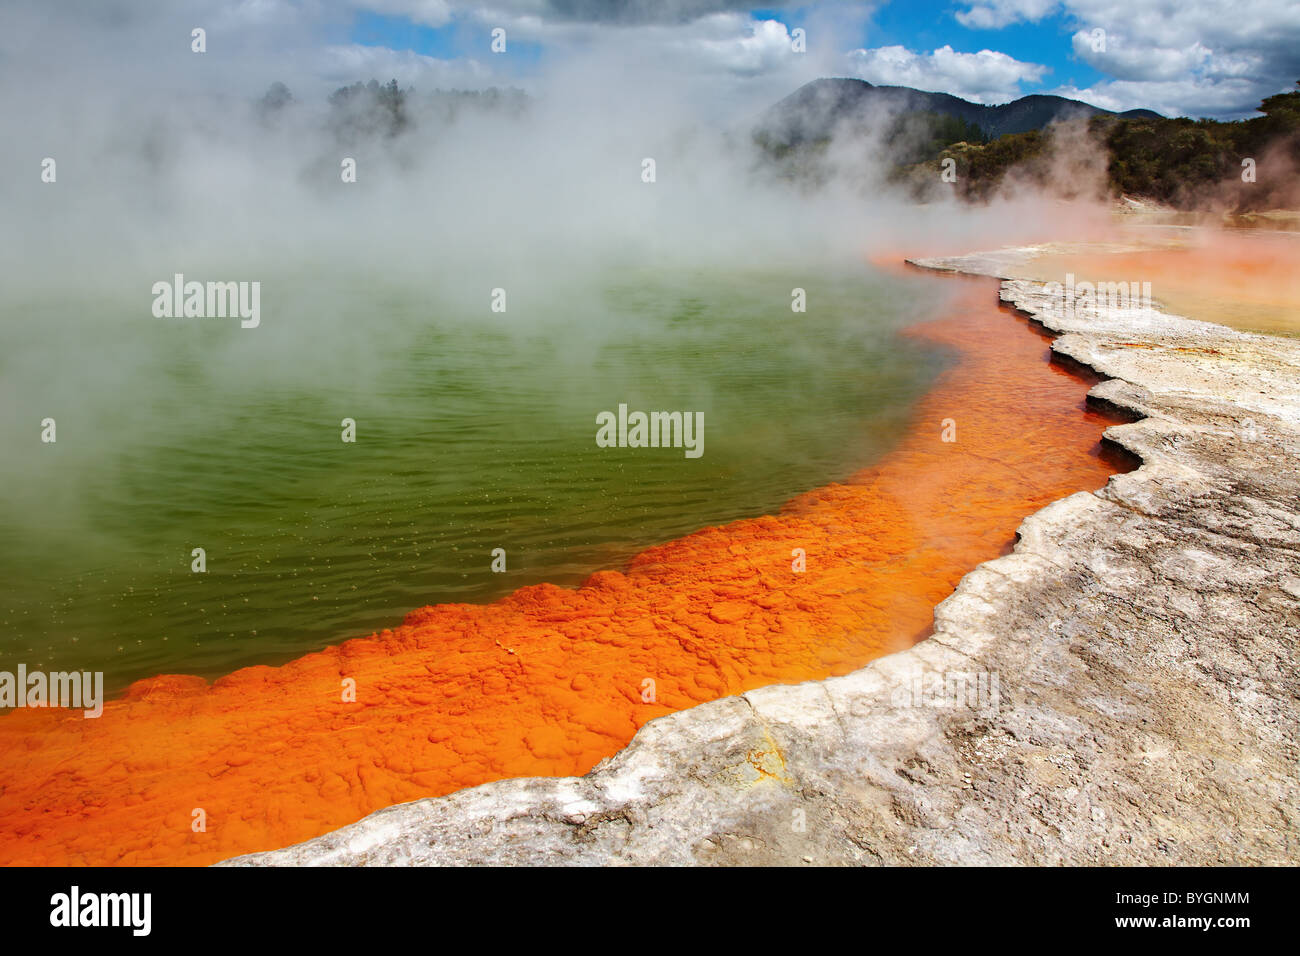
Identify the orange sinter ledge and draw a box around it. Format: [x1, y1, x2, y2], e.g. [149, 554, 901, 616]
[0, 274, 1132, 866]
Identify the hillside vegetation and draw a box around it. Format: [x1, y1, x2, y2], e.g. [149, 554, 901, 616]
[756, 79, 1300, 211]
[913, 85, 1300, 210]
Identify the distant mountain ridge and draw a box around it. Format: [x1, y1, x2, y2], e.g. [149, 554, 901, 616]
[760, 77, 1161, 145]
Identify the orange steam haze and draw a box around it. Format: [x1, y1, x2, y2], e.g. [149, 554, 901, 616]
[1023, 227, 1300, 334]
[0, 275, 1131, 866]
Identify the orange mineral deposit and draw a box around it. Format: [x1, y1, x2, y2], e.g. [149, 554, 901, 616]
[0, 275, 1132, 866]
[1022, 228, 1300, 334]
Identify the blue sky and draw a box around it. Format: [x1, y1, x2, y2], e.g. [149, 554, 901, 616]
[9, 0, 1284, 120]
[350, 12, 544, 67]
[323, 1, 1298, 119]
[861, 3, 1108, 91]
[349, 3, 1109, 92]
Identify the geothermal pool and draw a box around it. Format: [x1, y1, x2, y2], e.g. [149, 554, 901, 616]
[0, 270, 1132, 865]
[0, 263, 949, 694]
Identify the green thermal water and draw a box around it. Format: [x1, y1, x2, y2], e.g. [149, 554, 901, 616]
[0, 263, 951, 693]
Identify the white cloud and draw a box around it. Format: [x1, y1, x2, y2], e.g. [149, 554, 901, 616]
[846, 44, 1048, 103]
[955, 0, 1300, 117]
[955, 0, 1059, 30]
[1052, 77, 1268, 118]
[353, 0, 456, 28]
[318, 43, 489, 87]
[1069, 31, 1217, 82]
[684, 16, 797, 75]
[350, 1, 773, 27]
